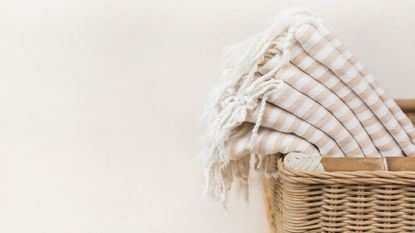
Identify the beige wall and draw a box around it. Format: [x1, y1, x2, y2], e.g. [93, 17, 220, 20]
[0, 0, 414, 232]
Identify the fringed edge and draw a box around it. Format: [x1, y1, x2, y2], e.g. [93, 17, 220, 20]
[201, 7, 324, 204]
[204, 153, 256, 204]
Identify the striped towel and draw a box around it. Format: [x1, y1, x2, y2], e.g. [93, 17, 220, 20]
[201, 7, 415, 202]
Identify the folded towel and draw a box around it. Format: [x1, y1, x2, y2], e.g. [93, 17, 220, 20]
[201, 7, 415, 202]
[284, 152, 324, 172]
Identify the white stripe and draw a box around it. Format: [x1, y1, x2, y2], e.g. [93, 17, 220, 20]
[282, 135, 295, 152]
[354, 62, 364, 71]
[375, 87, 385, 95]
[293, 75, 311, 90]
[342, 50, 352, 59]
[336, 129, 349, 142]
[280, 115, 295, 132]
[335, 104, 350, 119]
[374, 134, 392, 147]
[280, 66, 296, 79]
[294, 25, 312, 39]
[331, 56, 347, 70]
[365, 73, 375, 82]
[323, 117, 338, 133]
[344, 66, 358, 79]
[311, 66, 328, 77]
[320, 141, 336, 155]
[308, 107, 326, 125]
[331, 38, 342, 47]
[280, 91, 301, 109]
[308, 83, 324, 99]
[314, 44, 335, 61]
[325, 76, 338, 88]
[345, 118, 358, 130]
[303, 31, 322, 50]
[348, 98, 362, 109]
[266, 108, 280, 125]
[321, 95, 337, 106]
[376, 106, 389, 119]
[296, 98, 314, 117]
[309, 130, 323, 143]
[337, 86, 350, 98]
[298, 56, 314, 69]
[264, 133, 279, 155]
[354, 131, 367, 142]
[357, 110, 372, 121]
[354, 80, 368, 95]
[366, 92, 378, 106]
[404, 124, 415, 133]
[297, 123, 309, 135]
[385, 99, 395, 108]
[383, 147, 404, 157]
[290, 46, 304, 58]
[394, 131, 406, 142]
[366, 123, 382, 134]
[236, 137, 248, 156]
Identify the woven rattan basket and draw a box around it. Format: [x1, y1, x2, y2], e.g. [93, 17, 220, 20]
[262, 100, 415, 233]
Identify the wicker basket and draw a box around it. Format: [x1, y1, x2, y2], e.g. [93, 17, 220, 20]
[262, 100, 415, 233]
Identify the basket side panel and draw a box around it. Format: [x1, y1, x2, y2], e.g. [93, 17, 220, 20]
[279, 173, 324, 233]
[262, 101, 415, 233]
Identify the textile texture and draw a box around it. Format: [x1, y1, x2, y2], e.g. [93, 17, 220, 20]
[201, 7, 415, 202]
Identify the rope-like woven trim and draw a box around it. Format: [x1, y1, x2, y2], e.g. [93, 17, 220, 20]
[275, 159, 415, 185]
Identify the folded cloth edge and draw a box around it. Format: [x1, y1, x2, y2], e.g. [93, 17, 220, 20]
[201, 7, 324, 204]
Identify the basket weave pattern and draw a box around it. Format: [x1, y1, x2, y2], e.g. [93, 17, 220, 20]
[263, 100, 415, 233]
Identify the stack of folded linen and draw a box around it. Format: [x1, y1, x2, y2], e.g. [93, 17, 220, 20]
[201, 7, 415, 203]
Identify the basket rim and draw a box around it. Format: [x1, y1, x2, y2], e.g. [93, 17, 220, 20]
[277, 159, 415, 185]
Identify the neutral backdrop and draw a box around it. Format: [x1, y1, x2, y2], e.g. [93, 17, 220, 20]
[0, 0, 414, 233]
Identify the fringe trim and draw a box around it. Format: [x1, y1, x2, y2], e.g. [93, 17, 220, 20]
[201, 7, 324, 204]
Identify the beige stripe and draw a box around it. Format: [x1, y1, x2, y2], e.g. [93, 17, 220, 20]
[324, 30, 415, 149]
[287, 72, 302, 84]
[377, 140, 398, 152]
[271, 132, 285, 154]
[317, 135, 330, 149]
[290, 92, 309, 110]
[304, 145, 317, 155]
[319, 70, 332, 83]
[298, 26, 315, 44]
[358, 85, 372, 99]
[309, 39, 331, 57]
[360, 67, 370, 76]
[330, 81, 345, 93]
[291, 51, 308, 64]
[335, 60, 352, 77]
[290, 117, 302, 132]
[257, 129, 273, 155]
[338, 114, 355, 130]
[292, 29, 407, 156]
[371, 127, 389, 140]
[372, 100, 384, 112]
[352, 101, 368, 115]
[273, 109, 287, 129]
[321, 48, 339, 66]
[301, 104, 320, 120]
[359, 137, 373, 149]
[303, 59, 321, 74]
[314, 89, 329, 103]
[348, 56, 358, 65]
[346, 74, 362, 89]
[300, 77, 318, 94]
[302, 125, 316, 140]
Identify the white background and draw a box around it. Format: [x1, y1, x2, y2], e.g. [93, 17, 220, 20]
[0, 0, 414, 233]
